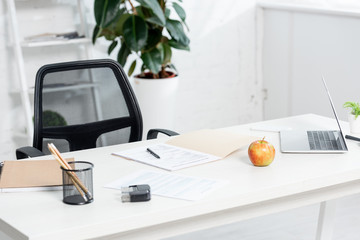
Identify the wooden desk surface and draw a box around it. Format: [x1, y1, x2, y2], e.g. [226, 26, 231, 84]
[1, 114, 360, 240]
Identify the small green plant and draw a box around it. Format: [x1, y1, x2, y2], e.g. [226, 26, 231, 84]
[92, 0, 190, 79]
[43, 110, 67, 127]
[343, 101, 360, 119]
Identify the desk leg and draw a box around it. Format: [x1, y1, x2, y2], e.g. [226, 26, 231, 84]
[316, 200, 337, 240]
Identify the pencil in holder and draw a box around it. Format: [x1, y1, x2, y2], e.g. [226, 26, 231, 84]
[61, 161, 94, 205]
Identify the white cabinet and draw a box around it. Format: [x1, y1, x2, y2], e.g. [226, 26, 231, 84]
[6, 0, 92, 144]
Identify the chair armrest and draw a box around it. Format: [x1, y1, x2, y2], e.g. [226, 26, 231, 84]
[16, 146, 45, 160]
[146, 128, 179, 140]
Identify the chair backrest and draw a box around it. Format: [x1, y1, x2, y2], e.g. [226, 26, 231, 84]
[33, 59, 143, 154]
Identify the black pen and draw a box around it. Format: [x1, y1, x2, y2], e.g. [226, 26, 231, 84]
[345, 135, 360, 142]
[147, 148, 160, 159]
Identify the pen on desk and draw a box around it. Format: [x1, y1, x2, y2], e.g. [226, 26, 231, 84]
[147, 148, 160, 159]
[345, 135, 360, 142]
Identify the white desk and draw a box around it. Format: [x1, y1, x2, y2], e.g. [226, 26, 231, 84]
[1, 114, 360, 240]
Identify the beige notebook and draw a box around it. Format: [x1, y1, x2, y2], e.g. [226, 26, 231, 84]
[0, 159, 73, 189]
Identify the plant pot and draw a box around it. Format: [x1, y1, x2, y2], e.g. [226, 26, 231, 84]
[348, 113, 360, 134]
[132, 74, 179, 139]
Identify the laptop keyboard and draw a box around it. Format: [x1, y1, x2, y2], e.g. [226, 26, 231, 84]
[307, 131, 341, 150]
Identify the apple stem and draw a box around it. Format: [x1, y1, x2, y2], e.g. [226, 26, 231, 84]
[262, 136, 266, 142]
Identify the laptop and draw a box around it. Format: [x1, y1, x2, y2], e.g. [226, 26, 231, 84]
[280, 76, 348, 153]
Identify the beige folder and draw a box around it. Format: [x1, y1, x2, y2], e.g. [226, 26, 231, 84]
[166, 129, 257, 158]
[0, 159, 73, 189]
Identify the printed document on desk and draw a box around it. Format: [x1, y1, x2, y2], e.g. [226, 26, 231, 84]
[105, 169, 228, 201]
[113, 143, 220, 171]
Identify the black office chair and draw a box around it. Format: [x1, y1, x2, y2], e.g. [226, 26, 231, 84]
[16, 59, 178, 159]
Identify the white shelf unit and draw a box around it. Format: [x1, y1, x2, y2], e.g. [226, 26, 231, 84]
[20, 37, 91, 48]
[6, 0, 93, 144]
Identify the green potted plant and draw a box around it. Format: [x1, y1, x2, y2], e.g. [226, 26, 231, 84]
[343, 101, 360, 133]
[92, 0, 190, 135]
[92, 0, 189, 78]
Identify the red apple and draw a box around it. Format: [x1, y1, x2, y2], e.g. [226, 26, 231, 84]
[248, 137, 275, 167]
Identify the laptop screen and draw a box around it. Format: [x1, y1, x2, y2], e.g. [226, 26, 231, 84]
[321, 76, 345, 135]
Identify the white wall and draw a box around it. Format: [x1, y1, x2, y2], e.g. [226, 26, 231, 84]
[171, 1, 262, 131]
[0, 0, 261, 161]
[260, 1, 360, 122]
[0, 0, 15, 159]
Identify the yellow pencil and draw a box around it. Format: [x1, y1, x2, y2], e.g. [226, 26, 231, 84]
[48, 143, 92, 201]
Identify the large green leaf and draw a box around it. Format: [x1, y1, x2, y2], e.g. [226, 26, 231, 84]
[94, 0, 106, 25]
[172, 2, 189, 30]
[168, 39, 190, 51]
[141, 48, 162, 73]
[108, 40, 118, 55]
[158, 43, 171, 65]
[136, 0, 166, 26]
[144, 28, 162, 51]
[145, 16, 165, 27]
[123, 15, 148, 52]
[92, 25, 101, 44]
[135, 6, 145, 18]
[117, 43, 131, 66]
[94, 0, 122, 27]
[128, 60, 137, 76]
[165, 8, 171, 18]
[172, 2, 186, 21]
[166, 19, 190, 46]
[94, 9, 125, 44]
[162, 43, 172, 64]
[114, 13, 131, 36]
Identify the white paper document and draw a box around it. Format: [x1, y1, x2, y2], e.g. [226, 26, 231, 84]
[112, 143, 220, 171]
[104, 170, 228, 201]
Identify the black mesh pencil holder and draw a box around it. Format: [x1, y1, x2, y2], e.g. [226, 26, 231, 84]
[61, 161, 94, 205]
